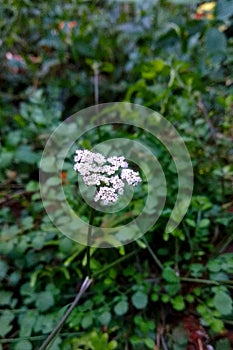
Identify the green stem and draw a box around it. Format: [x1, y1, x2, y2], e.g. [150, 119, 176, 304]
[180, 277, 233, 286]
[142, 236, 163, 270]
[0, 332, 83, 344]
[38, 208, 96, 349]
[93, 249, 140, 278]
[38, 277, 92, 350]
[86, 207, 95, 277]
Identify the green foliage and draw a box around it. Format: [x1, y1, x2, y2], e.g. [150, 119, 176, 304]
[1, 0, 233, 349]
[71, 330, 117, 350]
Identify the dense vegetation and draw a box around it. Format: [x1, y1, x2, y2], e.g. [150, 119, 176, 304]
[0, 1, 233, 349]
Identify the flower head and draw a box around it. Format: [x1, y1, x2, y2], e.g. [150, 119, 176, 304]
[74, 149, 141, 205]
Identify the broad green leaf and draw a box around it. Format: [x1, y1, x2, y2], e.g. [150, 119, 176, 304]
[132, 291, 148, 309]
[26, 181, 39, 192]
[15, 145, 39, 164]
[0, 260, 8, 280]
[19, 310, 38, 337]
[35, 291, 54, 312]
[98, 311, 112, 325]
[0, 291, 13, 306]
[216, 0, 233, 20]
[165, 282, 180, 296]
[171, 295, 185, 311]
[34, 314, 55, 334]
[0, 149, 13, 167]
[40, 156, 57, 172]
[14, 340, 32, 350]
[81, 313, 93, 329]
[162, 267, 179, 283]
[189, 263, 204, 277]
[205, 28, 227, 56]
[9, 271, 21, 286]
[207, 260, 221, 273]
[0, 310, 14, 337]
[144, 338, 155, 349]
[213, 291, 232, 315]
[209, 318, 224, 333]
[114, 300, 128, 316]
[198, 219, 210, 229]
[161, 294, 170, 303]
[45, 176, 61, 186]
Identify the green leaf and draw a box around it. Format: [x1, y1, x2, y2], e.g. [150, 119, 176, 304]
[207, 260, 221, 273]
[165, 282, 180, 296]
[161, 294, 170, 303]
[26, 181, 39, 192]
[132, 291, 148, 309]
[81, 313, 93, 329]
[0, 291, 13, 306]
[98, 311, 112, 325]
[0, 149, 13, 167]
[205, 28, 227, 57]
[216, 0, 233, 20]
[19, 310, 38, 337]
[33, 314, 55, 334]
[14, 340, 32, 350]
[0, 260, 8, 280]
[162, 267, 179, 283]
[15, 145, 39, 164]
[46, 176, 61, 186]
[9, 271, 21, 286]
[40, 156, 56, 172]
[198, 219, 210, 229]
[151, 292, 159, 302]
[114, 300, 128, 316]
[144, 338, 155, 349]
[189, 263, 204, 277]
[35, 291, 54, 312]
[209, 318, 224, 333]
[171, 295, 185, 311]
[213, 291, 232, 315]
[0, 310, 14, 337]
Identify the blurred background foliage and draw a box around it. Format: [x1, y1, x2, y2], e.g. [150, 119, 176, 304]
[0, 0, 233, 349]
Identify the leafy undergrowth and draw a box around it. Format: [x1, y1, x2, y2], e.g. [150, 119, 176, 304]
[1, 0, 233, 349]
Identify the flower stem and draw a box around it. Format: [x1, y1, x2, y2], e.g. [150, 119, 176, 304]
[142, 236, 163, 270]
[38, 276, 92, 350]
[86, 207, 95, 278]
[38, 209, 95, 349]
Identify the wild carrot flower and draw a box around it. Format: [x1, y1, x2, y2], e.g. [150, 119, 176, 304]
[74, 149, 141, 205]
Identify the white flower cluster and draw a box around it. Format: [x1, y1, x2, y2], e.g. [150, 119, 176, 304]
[74, 149, 141, 205]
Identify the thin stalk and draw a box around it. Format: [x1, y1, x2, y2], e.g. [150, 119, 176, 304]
[86, 207, 95, 277]
[0, 332, 82, 344]
[93, 63, 99, 105]
[142, 236, 163, 270]
[38, 277, 92, 350]
[93, 249, 139, 278]
[38, 206, 96, 350]
[180, 277, 233, 286]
